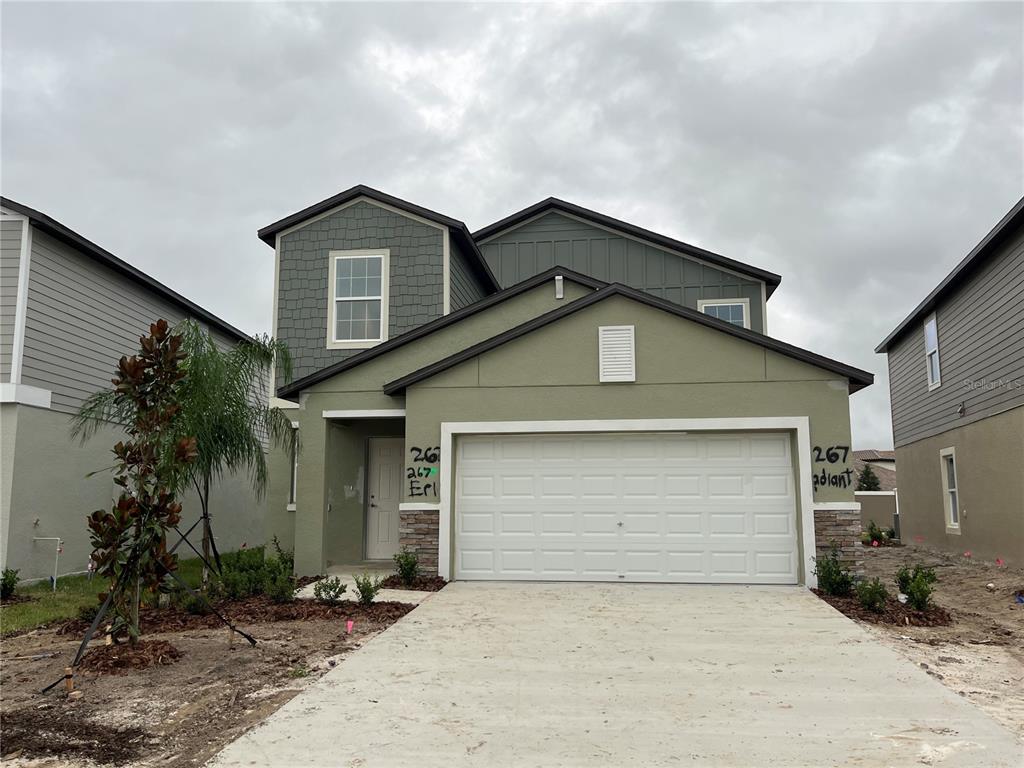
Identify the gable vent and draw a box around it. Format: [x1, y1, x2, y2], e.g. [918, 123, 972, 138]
[598, 325, 635, 383]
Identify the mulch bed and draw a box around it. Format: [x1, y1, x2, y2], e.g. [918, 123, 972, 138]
[0, 705, 147, 764]
[79, 639, 182, 674]
[379, 574, 447, 592]
[57, 596, 416, 637]
[814, 589, 952, 627]
[0, 594, 36, 606]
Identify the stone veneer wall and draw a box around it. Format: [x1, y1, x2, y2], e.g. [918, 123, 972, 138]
[813, 507, 864, 578]
[399, 509, 439, 576]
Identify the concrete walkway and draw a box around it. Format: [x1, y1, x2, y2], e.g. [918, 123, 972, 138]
[211, 583, 1022, 767]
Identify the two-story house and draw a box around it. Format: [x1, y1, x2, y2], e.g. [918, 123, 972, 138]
[1, 198, 264, 581]
[876, 197, 1024, 565]
[263, 185, 873, 586]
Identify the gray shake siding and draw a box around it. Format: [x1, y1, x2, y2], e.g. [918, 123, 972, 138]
[887, 225, 1024, 447]
[0, 218, 22, 380]
[449, 238, 490, 311]
[276, 201, 446, 386]
[478, 211, 766, 332]
[20, 228, 240, 416]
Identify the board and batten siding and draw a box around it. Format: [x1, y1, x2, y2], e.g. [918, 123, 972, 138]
[276, 200, 445, 387]
[0, 217, 23, 380]
[448, 238, 491, 312]
[887, 224, 1024, 447]
[20, 228, 241, 416]
[478, 211, 766, 332]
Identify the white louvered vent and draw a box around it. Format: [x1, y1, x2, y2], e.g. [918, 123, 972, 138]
[598, 325, 635, 383]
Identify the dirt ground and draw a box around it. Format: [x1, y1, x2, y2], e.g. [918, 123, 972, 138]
[853, 544, 1024, 743]
[0, 601, 419, 767]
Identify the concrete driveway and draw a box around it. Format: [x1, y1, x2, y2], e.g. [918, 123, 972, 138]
[211, 583, 1021, 767]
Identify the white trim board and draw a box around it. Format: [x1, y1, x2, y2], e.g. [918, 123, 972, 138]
[322, 409, 406, 419]
[0, 383, 51, 408]
[9, 218, 33, 384]
[854, 491, 896, 496]
[436, 417, 818, 588]
[399, 502, 441, 512]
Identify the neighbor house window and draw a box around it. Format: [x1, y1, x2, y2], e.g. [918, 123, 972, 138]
[697, 298, 750, 329]
[287, 424, 298, 511]
[327, 250, 389, 349]
[939, 447, 959, 532]
[924, 313, 941, 390]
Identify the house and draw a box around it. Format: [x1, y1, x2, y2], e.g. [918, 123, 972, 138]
[0, 198, 263, 581]
[263, 185, 873, 587]
[851, 450, 899, 535]
[876, 197, 1024, 565]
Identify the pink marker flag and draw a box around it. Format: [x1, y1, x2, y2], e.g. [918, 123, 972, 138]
[346, 620, 354, 634]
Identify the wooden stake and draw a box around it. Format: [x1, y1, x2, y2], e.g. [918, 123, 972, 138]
[228, 626, 235, 649]
[64, 667, 74, 692]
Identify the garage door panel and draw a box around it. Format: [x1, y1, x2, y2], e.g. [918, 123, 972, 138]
[455, 432, 798, 584]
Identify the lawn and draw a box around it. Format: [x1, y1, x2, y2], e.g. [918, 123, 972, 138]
[0, 556, 207, 635]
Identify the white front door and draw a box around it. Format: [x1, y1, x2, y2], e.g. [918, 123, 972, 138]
[366, 437, 403, 560]
[454, 431, 799, 584]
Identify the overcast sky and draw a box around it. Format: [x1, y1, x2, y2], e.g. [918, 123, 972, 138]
[2, 2, 1022, 449]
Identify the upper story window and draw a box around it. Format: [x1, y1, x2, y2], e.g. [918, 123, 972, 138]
[697, 298, 750, 329]
[924, 313, 940, 390]
[327, 250, 389, 349]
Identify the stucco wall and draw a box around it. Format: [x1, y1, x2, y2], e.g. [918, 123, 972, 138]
[857, 493, 897, 533]
[894, 407, 1023, 565]
[2, 403, 266, 581]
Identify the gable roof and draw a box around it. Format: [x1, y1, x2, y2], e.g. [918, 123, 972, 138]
[852, 456, 898, 493]
[473, 197, 783, 297]
[876, 195, 1024, 353]
[257, 184, 500, 292]
[0, 196, 251, 343]
[383, 282, 873, 395]
[276, 266, 606, 399]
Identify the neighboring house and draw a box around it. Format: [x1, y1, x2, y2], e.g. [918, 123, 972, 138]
[876, 197, 1024, 565]
[0, 198, 263, 581]
[263, 185, 873, 587]
[852, 450, 899, 535]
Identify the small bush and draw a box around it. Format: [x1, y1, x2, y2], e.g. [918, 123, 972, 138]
[262, 557, 295, 603]
[352, 573, 383, 605]
[313, 576, 347, 605]
[855, 578, 889, 613]
[77, 601, 100, 623]
[210, 545, 294, 602]
[895, 564, 937, 594]
[864, 520, 891, 546]
[1, 568, 19, 599]
[171, 587, 211, 616]
[814, 544, 854, 597]
[393, 548, 420, 586]
[270, 536, 294, 575]
[905, 573, 935, 611]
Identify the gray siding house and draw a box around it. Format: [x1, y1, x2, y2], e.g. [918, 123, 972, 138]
[876, 196, 1024, 565]
[262, 186, 871, 587]
[0, 198, 264, 581]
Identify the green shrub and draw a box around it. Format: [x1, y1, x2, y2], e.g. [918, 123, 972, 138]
[261, 556, 295, 603]
[171, 587, 212, 615]
[855, 578, 889, 613]
[270, 536, 294, 575]
[77, 601, 100, 623]
[1, 568, 19, 599]
[905, 573, 935, 611]
[214, 548, 268, 600]
[393, 548, 420, 586]
[352, 573, 383, 605]
[814, 544, 854, 597]
[313, 576, 347, 605]
[895, 564, 937, 594]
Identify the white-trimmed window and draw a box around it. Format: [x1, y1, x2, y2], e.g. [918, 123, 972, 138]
[697, 298, 750, 329]
[287, 423, 298, 511]
[327, 250, 389, 349]
[939, 447, 959, 532]
[924, 313, 941, 390]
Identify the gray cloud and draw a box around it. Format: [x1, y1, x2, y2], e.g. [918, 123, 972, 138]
[3, 2, 1021, 448]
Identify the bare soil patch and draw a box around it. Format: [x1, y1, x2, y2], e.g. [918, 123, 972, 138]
[1, 598, 418, 766]
[813, 589, 951, 626]
[849, 545, 1023, 743]
[79, 639, 182, 675]
[379, 574, 447, 592]
[0, 594, 36, 607]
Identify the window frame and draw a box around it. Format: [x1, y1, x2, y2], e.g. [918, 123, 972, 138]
[938, 446, 959, 533]
[697, 298, 751, 330]
[287, 422, 299, 512]
[924, 312, 941, 390]
[327, 249, 390, 350]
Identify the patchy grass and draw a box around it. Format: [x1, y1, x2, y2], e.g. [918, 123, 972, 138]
[0, 556, 206, 636]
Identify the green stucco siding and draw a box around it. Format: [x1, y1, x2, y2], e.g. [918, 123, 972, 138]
[479, 211, 766, 332]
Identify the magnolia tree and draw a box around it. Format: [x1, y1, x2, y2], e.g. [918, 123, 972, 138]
[85, 320, 197, 643]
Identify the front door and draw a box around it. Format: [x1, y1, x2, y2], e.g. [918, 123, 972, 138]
[366, 437, 404, 560]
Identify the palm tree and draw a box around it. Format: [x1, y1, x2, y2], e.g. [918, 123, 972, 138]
[73, 319, 294, 586]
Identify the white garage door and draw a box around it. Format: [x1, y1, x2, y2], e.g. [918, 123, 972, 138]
[454, 432, 799, 584]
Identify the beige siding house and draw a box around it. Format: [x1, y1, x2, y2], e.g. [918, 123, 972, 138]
[876, 196, 1024, 565]
[0, 198, 264, 581]
[264, 186, 873, 588]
